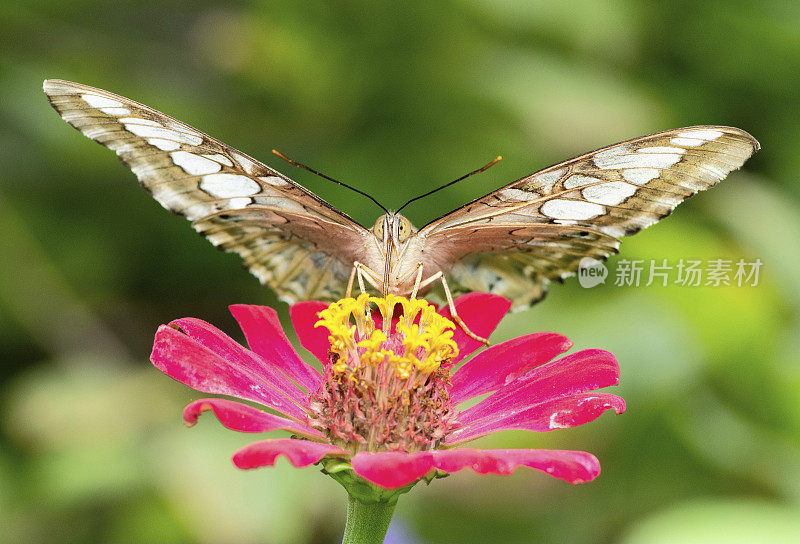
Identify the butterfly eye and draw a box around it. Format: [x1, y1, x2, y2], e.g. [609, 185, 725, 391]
[373, 216, 386, 239]
[397, 217, 413, 242]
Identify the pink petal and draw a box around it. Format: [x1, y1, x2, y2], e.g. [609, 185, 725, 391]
[447, 392, 626, 444]
[169, 317, 307, 404]
[450, 332, 573, 404]
[183, 398, 325, 440]
[151, 325, 306, 420]
[233, 438, 345, 469]
[439, 293, 512, 363]
[457, 349, 620, 423]
[290, 301, 331, 367]
[229, 304, 321, 392]
[432, 448, 600, 484]
[351, 451, 434, 489]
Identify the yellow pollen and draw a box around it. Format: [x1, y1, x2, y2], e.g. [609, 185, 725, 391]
[315, 295, 459, 378]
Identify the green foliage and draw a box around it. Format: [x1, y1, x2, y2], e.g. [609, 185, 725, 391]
[1, 1, 798, 542]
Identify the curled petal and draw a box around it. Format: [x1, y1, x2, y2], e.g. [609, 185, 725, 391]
[290, 301, 331, 367]
[432, 448, 600, 484]
[233, 438, 345, 469]
[450, 332, 573, 403]
[151, 325, 306, 420]
[168, 317, 307, 404]
[351, 451, 434, 489]
[439, 293, 512, 363]
[447, 392, 626, 444]
[229, 305, 321, 392]
[183, 398, 325, 440]
[457, 349, 621, 423]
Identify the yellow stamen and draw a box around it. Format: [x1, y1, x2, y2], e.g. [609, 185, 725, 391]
[316, 295, 459, 379]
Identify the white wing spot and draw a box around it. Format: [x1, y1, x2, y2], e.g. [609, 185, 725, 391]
[231, 152, 260, 174]
[582, 181, 637, 205]
[670, 137, 705, 147]
[100, 107, 130, 115]
[564, 174, 603, 189]
[228, 197, 253, 208]
[119, 118, 162, 127]
[203, 154, 234, 167]
[81, 93, 124, 109]
[677, 129, 723, 141]
[531, 167, 566, 193]
[166, 121, 201, 137]
[600, 225, 626, 238]
[498, 188, 531, 200]
[622, 168, 659, 185]
[170, 151, 222, 175]
[123, 124, 203, 145]
[541, 199, 605, 220]
[147, 138, 181, 151]
[594, 153, 682, 169]
[259, 175, 289, 187]
[637, 146, 685, 154]
[200, 173, 261, 198]
[593, 145, 631, 159]
[252, 196, 307, 212]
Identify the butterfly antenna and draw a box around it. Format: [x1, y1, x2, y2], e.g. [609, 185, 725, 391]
[272, 149, 389, 214]
[396, 155, 502, 213]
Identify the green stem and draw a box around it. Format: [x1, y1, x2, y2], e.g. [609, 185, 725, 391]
[341, 494, 397, 544]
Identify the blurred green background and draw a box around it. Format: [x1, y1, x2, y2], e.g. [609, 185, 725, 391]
[1, 1, 799, 542]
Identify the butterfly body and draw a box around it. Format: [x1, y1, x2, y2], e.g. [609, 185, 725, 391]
[44, 79, 759, 310]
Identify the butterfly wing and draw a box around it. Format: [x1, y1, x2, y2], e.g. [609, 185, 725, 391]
[417, 126, 759, 309]
[44, 79, 372, 303]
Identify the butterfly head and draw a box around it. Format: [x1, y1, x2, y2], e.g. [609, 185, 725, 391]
[373, 213, 416, 253]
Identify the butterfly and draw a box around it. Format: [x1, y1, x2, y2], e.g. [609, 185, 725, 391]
[44, 79, 759, 342]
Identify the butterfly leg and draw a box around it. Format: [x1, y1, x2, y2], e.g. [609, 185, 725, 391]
[409, 262, 425, 299]
[357, 265, 370, 294]
[346, 261, 383, 298]
[439, 274, 491, 346]
[412, 270, 490, 346]
[346, 262, 359, 298]
[394, 261, 428, 299]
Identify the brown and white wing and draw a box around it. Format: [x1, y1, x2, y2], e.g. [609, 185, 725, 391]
[417, 126, 759, 309]
[44, 79, 370, 303]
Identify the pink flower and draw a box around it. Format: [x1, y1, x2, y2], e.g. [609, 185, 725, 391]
[151, 293, 625, 494]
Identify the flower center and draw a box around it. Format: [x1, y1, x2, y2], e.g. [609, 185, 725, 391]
[307, 294, 459, 453]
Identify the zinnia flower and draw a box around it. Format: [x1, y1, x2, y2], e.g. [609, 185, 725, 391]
[150, 292, 625, 501]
